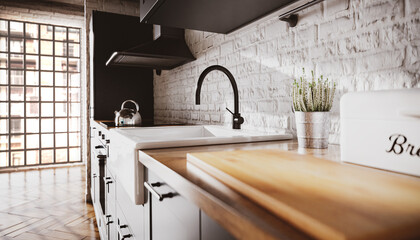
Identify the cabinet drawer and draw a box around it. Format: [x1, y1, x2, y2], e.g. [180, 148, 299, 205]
[105, 169, 117, 240]
[201, 211, 235, 240]
[91, 151, 98, 205]
[146, 170, 200, 240]
[116, 180, 144, 240]
[116, 204, 135, 240]
[105, 169, 116, 216]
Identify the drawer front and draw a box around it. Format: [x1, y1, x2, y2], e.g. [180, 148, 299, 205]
[116, 204, 135, 240]
[105, 169, 116, 215]
[91, 151, 98, 205]
[147, 170, 200, 240]
[201, 211, 235, 240]
[116, 180, 145, 240]
[105, 169, 117, 240]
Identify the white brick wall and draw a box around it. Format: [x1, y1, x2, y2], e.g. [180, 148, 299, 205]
[154, 0, 420, 144]
[0, 5, 84, 27]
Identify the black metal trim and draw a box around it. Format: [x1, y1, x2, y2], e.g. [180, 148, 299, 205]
[279, 14, 298, 27]
[278, 0, 325, 20]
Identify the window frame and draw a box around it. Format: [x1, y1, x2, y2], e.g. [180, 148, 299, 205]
[0, 18, 82, 168]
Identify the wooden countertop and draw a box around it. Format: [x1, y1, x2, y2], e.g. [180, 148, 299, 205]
[139, 141, 420, 240]
[140, 141, 336, 239]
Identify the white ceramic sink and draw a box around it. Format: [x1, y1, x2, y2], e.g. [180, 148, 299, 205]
[113, 125, 292, 149]
[107, 125, 292, 204]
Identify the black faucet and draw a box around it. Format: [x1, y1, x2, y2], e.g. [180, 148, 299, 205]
[195, 65, 244, 129]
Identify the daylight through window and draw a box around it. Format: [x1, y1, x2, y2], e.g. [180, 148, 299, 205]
[0, 19, 81, 167]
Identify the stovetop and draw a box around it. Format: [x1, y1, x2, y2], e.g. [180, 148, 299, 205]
[99, 121, 155, 129]
[99, 121, 118, 128]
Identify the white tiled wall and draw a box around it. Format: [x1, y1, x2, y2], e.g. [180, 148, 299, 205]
[154, 0, 420, 144]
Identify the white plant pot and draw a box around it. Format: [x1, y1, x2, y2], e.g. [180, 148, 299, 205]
[295, 111, 330, 149]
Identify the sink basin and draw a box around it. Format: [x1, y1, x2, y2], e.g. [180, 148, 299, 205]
[107, 125, 292, 204]
[113, 125, 292, 149]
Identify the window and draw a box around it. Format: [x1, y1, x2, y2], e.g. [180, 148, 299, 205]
[0, 19, 81, 167]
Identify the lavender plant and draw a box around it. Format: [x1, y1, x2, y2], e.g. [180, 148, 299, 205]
[292, 68, 336, 112]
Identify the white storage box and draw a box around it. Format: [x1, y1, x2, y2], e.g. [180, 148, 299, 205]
[341, 89, 420, 176]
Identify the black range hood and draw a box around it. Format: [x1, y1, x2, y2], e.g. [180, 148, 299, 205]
[139, 0, 319, 34]
[106, 25, 195, 70]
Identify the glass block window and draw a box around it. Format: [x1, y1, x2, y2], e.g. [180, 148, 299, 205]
[0, 19, 81, 168]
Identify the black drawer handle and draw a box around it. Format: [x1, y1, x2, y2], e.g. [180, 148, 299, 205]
[118, 224, 132, 239]
[144, 182, 175, 201]
[103, 177, 113, 185]
[105, 215, 113, 225]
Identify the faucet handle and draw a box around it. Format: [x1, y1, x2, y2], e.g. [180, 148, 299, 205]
[226, 108, 244, 129]
[226, 107, 234, 115]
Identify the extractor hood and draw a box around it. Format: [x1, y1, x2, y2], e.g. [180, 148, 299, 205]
[106, 25, 195, 70]
[139, 0, 323, 34]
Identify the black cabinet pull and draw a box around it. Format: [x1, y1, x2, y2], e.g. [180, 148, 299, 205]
[118, 224, 133, 239]
[103, 177, 113, 185]
[105, 215, 114, 225]
[144, 182, 175, 201]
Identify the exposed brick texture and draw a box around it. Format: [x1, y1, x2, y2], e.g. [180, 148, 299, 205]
[154, 0, 420, 144]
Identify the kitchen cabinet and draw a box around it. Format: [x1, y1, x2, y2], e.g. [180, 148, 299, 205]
[145, 169, 200, 240]
[144, 167, 234, 240]
[90, 143, 97, 206]
[90, 127, 99, 207]
[139, 0, 299, 33]
[115, 179, 145, 240]
[116, 204, 135, 240]
[91, 124, 108, 239]
[91, 121, 146, 240]
[105, 168, 117, 240]
[201, 211, 235, 240]
[91, 121, 242, 240]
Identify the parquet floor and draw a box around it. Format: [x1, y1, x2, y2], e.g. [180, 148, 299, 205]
[0, 166, 100, 239]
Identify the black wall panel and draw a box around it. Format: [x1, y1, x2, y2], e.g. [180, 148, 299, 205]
[91, 11, 154, 124]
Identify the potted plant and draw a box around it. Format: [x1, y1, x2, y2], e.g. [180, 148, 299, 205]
[292, 68, 336, 149]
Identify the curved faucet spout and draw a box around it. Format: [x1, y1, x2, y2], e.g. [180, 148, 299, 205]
[195, 65, 244, 129]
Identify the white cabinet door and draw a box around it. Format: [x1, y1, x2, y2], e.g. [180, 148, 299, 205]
[116, 204, 135, 240]
[146, 169, 200, 240]
[116, 180, 145, 240]
[105, 169, 117, 240]
[201, 211, 235, 240]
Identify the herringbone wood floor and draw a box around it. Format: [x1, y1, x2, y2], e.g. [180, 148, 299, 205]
[0, 166, 100, 239]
